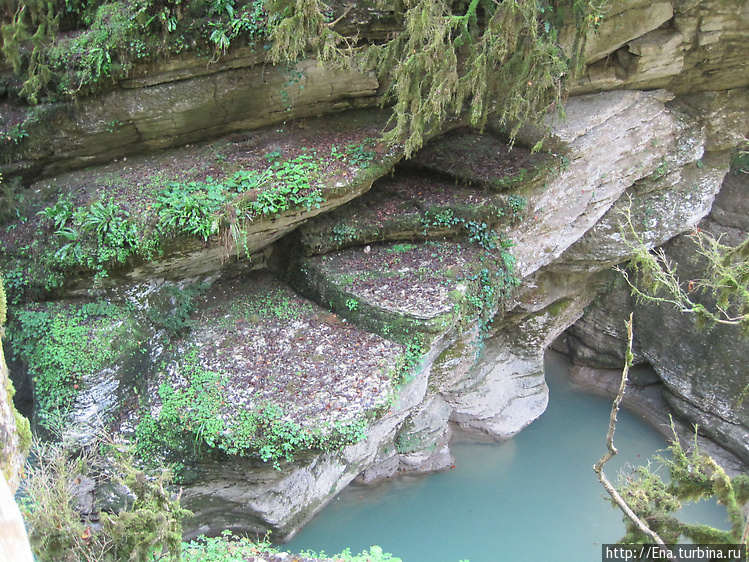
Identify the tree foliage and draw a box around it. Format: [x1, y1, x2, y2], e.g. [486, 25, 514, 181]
[615, 429, 749, 548]
[596, 318, 749, 557]
[604, 187, 749, 552]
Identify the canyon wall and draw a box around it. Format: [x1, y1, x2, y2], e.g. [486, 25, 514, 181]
[1, 0, 747, 541]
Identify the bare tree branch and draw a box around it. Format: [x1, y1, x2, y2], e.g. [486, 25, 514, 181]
[593, 313, 679, 561]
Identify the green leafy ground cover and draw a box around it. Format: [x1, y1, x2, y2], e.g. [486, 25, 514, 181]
[135, 271, 406, 470]
[6, 300, 139, 431]
[0, 110, 391, 303]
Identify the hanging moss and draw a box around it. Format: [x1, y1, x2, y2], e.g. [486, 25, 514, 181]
[266, 0, 352, 65]
[1, 0, 270, 103]
[2, 0, 606, 154]
[269, 0, 608, 156]
[614, 430, 749, 547]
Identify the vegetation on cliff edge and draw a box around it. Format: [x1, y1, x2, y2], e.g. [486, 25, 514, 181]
[1, 0, 607, 155]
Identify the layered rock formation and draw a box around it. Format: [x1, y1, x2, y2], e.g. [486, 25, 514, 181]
[560, 167, 749, 465]
[1, 0, 747, 543]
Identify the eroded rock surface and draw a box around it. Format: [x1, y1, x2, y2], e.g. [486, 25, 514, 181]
[561, 168, 749, 464]
[3, 0, 749, 544]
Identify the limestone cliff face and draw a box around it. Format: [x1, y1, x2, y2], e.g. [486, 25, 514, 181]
[562, 168, 749, 464]
[1, 0, 748, 542]
[2, 53, 380, 181]
[4, 0, 748, 184]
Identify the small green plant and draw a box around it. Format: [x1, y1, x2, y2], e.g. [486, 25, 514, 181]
[345, 140, 376, 168]
[731, 137, 749, 175]
[185, 534, 403, 562]
[242, 288, 316, 321]
[105, 120, 122, 133]
[331, 223, 357, 245]
[506, 194, 527, 222]
[389, 243, 416, 253]
[2, 123, 28, 145]
[183, 531, 277, 562]
[652, 158, 668, 179]
[223, 168, 270, 192]
[80, 199, 137, 248]
[36, 195, 158, 283]
[20, 434, 189, 562]
[39, 195, 75, 231]
[390, 337, 425, 385]
[330, 144, 345, 160]
[146, 282, 209, 337]
[301, 545, 403, 562]
[156, 180, 227, 240]
[253, 154, 324, 214]
[265, 149, 282, 162]
[135, 349, 368, 470]
[346, 298, 359, 311]
[463, 221, 497, 251]
[0, 175, 32, 225]
[421, 209, 461, 231]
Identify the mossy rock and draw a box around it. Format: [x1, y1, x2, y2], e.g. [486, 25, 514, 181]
[296, 171, 529, 256]
[0, 109, 404, 299]
[407, 128, 556, 192]
[135, 270, 404, 466]
[288, 240, 513, 343]
[6, 299, 147, 436]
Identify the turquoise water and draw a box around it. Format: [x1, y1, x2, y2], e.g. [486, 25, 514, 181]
[285, 352, 729, 562]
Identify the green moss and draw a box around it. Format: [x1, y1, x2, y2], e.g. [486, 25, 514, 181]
[395, 432, 424, 454]
[22, 437, 189, 562]
[0, 274, 6, 327]
[615, 429, 749, 546]
[7, 300, 137, 430]
[1, 352, 31, 485]
[0, 275, 31, 483]
[545, 299, 571, 317]
[135, 348, 369, 470]
[14, 408, 31, 455]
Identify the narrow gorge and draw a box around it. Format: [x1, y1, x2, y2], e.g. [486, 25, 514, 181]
[0, 0, 747, 555]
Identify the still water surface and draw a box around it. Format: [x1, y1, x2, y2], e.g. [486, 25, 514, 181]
[286, 352, 729, 561]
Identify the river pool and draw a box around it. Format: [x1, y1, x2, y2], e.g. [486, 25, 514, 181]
[285, 352, 729, 561]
